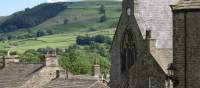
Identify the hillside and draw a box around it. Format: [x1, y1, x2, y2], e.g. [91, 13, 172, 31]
[0, 16, 7, 24]
[0, 1, 121, 53]
[0, 3, 68, 33]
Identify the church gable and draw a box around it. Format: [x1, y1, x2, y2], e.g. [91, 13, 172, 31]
[110, 0, 144, 55]
[109, 0, 166, 88]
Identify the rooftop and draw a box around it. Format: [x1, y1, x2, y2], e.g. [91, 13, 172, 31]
[0, 63, 44, 88]
[173, 0, 200, 10]
[44, 75, 99, 88]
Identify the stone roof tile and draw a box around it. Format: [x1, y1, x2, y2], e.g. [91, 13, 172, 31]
[173, 0, 200, 10]
[0, 63, 44, 88]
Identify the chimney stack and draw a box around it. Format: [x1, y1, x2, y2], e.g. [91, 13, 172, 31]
[146, 29, 151, 39]
[44, 49, 58, 67]
[92, 57, 100, 78]
[146, 30, 156, 53]
[2, 56, 5, 68]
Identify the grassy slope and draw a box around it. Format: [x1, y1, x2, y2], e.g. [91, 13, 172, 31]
[0, 1, 121, 53]
[1, 28, 115, 53]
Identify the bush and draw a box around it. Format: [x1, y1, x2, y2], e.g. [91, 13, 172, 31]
[88, 27, 97, 32]
[36, 30, 45, 37]
[64, 19, 69, 24]
[76, 34, 112, 45]
[20, 49, 40, 63]
[37, 46, 54, 54]
[76, 35, 91, 45]
[99, 4, 106, 14]
[93, 35, 112, 44]
[0, 50, 7, 56]
[99, 15, 107, 23]
[46, 30, 55, 35]
[10, 51, 18, 55]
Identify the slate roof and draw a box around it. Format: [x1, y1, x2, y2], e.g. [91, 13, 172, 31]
[173, 0, 200, 10]
[44, 75, 98, 88]
[0, 63, 44, 88]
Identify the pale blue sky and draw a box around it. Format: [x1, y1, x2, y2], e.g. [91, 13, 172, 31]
[0, 0, 83, 16]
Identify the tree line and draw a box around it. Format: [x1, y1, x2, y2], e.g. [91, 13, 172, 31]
[76, 34, 112, 45]
[0, 29, 55, 42]
[0, 3, 67, 33]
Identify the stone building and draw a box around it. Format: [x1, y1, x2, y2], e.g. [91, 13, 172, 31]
[172, 0, 200, 88]
[133, 0, 180, 48]
[110, 0, 200, 88]
[0, 51, 60, 88]
[0, 51, 107, 88]
[109, 0, 167, 88]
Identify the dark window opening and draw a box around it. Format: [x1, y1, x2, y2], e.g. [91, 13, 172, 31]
[120, 29, 136, 72]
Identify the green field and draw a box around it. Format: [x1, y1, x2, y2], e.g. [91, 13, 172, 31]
[0, 1, 121, 53]
[0, 28, 115, 53]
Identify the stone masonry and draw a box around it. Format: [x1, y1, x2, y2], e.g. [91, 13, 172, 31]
[109, 0, 166, 88]
[133, 0, 182, 74]
[172, 0, 200, 88]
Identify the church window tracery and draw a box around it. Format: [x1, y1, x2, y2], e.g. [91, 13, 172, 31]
[120, 29, 136, 72]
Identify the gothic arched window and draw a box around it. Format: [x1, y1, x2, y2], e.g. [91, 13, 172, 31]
[120, 29, 136, 72]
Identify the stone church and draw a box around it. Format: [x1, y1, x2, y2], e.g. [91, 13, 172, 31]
[109, 0, 167, 87]
[110, 0, 200, 88]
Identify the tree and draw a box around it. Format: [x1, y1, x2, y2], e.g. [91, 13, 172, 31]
[94, 35, 112, 44]
[64, 19, 69, 24]
[0, 3, 67, 33]
[46, 30, 55, 35]
[59, 50, 81, 79]
[37, 48, 47, 54]
[67, 44, 80, 52]
[7, 35, 15, 40]
[99, 14, 107, 23]
[10, 51, 18, 55]
[27, 29, 33, 34]
[99, 4, 106, 14]
[36, 30, 45, 37]
[25, 7, 30, 12]
[100, 57, 110, 79]
[0, 36, 7, 43]
[88, 27, 97, 32]
[20, 49, 40, 63]
[0, 50, 7, 56]
[76, 35, 91, 45]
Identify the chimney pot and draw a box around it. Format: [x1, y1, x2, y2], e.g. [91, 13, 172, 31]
[146, 30, 152, 39]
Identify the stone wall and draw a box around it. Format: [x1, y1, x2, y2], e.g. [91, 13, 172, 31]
[149, 40, 173, 73]
[110, 0, 166, 88]
[173, 10, 200, 88]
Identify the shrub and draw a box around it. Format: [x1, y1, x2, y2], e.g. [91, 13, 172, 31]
[99, 15, 107, 23]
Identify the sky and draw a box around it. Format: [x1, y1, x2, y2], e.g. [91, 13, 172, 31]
[0, 0, 83, 16]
